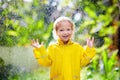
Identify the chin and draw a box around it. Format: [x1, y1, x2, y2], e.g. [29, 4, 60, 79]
[64, 40, 69, 42]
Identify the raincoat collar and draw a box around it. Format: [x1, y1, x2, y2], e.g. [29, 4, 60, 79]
[57, 38, 73, 45]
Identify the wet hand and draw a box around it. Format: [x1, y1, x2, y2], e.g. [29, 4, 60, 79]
[31, 39, 43, 48]
[86, 37, 94, 48]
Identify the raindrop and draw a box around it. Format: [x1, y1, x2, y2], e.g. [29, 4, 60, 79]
[52, 2, 57, 6]
[74, 13, 82, 21]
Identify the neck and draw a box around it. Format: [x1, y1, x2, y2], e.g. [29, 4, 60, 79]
[57, 39, 73, 45]
[63, 41, 69, 44]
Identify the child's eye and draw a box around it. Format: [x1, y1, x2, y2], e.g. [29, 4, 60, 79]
[67, 29, 71, 31]
[60, 29, 63, 31]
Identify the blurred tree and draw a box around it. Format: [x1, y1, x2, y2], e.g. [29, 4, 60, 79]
[0, 0, 54, 46]
[0, 57, 18, 80]
[72, 0, 120, 79]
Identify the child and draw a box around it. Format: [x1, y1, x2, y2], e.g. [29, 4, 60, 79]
[31, 16, 96, 80]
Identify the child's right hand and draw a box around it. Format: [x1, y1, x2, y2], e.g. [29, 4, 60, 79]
[31, 39, 43, 48]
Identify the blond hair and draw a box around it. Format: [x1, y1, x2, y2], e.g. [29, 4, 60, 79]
[53, 16, 75, 39]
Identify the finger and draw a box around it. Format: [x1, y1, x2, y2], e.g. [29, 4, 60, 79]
[92, 37, 94, 42]
[89, 37, 91, 40]
[31, 39, 35, 44]
[86, 37, 91, 42]
[86, 38, 89, 42]
[86, 38, 89, 44]
[41, 41, 44, 45]
[36, 39, 39, 43]
[31, 39, 35, 46]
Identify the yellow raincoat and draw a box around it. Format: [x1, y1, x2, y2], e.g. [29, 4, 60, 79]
[33, 39, 96, 80]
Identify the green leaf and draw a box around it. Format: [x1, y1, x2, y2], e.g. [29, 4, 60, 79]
[108, 50, 118, 72]
[99, 26, 115, 36]
[7, 30, 18, 36]
[84, 7, 97, 19]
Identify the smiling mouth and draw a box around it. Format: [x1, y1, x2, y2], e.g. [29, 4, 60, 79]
[62, 35, 69, 38]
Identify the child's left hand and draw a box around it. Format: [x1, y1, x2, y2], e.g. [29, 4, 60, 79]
[86, 37, 94, 48]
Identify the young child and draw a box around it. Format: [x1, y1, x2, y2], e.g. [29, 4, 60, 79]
[31, 16, 96, 80]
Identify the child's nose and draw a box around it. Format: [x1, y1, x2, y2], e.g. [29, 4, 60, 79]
[64, 31, 68, 34]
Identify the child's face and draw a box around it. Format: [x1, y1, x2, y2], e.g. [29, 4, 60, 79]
[56, 21, 73, 44]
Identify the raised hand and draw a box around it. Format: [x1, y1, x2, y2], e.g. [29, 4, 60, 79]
[86, 37, 94, 48]
[31, 39, 43, 48]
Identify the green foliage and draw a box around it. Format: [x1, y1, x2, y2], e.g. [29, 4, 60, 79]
[0, 1, 53, 47]
[84, 7, 97, 19]
[75, 0, 120, 80]
[85, 50, 119, 80]
[0, 0, 120, 80]
[0, 57, 19, 80]
[9, 68, 49, 80]
[102, 50, 117, 74]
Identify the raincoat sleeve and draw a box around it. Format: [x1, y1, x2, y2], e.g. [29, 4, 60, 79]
[80, 46, 96, 67]
[33, 45, 52, 67]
